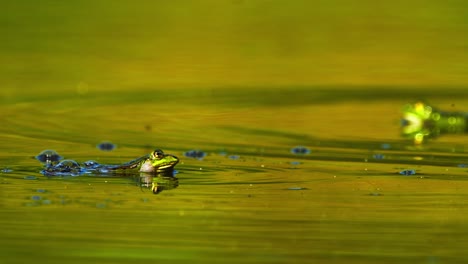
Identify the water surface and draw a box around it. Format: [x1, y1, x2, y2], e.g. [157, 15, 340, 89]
[2, 87, 468, 263]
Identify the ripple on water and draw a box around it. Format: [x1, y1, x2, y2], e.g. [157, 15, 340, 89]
[286, 187, 308, 191]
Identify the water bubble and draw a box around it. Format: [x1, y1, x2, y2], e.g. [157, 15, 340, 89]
[36, 189, 47, 193]
[228, 155, 240, 160]
[35, 150, 63, 164]
[184, 150, 206, 160]
[83, 160, 101, 169]
[290, 146, 311, 155]
[457, 164, 468, 168]
[42, 159, 84, 176]
[97, 142, 116, 151]
[24, 176, 38, 180]
[399, 169, 416, 176]
[42, 200, 52, 205]
[97, 168, 110, 174]
[290, 161, 301, 165]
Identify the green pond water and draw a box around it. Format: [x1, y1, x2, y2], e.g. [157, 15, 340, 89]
[2, 87, 468, 264]
[3, 1, 468, 263]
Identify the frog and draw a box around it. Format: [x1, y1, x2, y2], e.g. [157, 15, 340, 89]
[38, 148, 179, 176]
[106, 149, 179, 173]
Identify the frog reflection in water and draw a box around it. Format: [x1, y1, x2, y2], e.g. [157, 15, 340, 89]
[39, 149, 179, 194]
[112, 149, 179, 194]
[140, 169, 179, 194]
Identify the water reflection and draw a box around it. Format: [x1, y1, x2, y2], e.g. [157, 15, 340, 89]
[401, 101, 468, 144]
[34, 148, 180, 194]
[138, 169, 179, 194]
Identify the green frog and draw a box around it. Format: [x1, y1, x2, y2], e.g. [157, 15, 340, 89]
[111, 149, 179, 173]
[39, 148, 178, 177]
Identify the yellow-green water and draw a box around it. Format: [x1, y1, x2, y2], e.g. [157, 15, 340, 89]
[3, 88, 468, 264]
[2, 1, 468, 263]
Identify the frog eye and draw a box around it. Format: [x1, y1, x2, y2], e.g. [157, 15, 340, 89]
[152, 149, 164, 159]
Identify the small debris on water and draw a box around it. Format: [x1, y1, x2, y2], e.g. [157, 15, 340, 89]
[24, 176, 38, 180]
[97, 141, 116, 151]
[96, 202, 107, 209]
[290, 146, 311, 155]
[31, 195, 42, 201]
[228, 155, 240, 160]
[381, 143, 391, 150]
[457, 164, 468, 168]
[399, 169, 416, 176]
[373, 154, 385, 160]
[1, 168, 12, 173]
[184, 150, 206, 160]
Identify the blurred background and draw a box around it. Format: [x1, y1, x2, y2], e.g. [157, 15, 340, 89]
[1, 0, 467, 96]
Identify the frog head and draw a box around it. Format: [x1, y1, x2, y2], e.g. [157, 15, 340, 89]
[139, 149, 179, 172]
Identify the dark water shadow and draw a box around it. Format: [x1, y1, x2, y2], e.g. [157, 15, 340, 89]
[9, 86, 468, 107]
